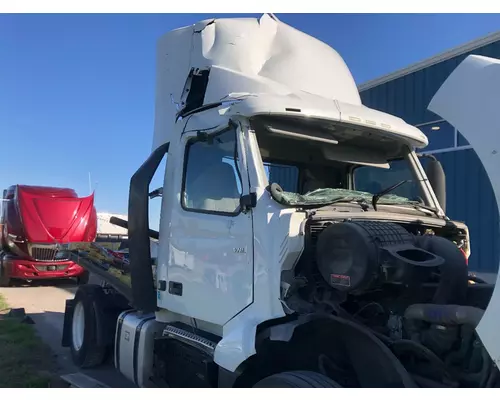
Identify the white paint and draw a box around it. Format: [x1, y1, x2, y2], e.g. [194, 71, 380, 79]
[157, 122, 255, 328]
[428, 54, 500, 368]
[96, 212, 128, 235]
[150, 14, 448, 373]
[152, 14, 429, 153]
[154, 113, 305, 371]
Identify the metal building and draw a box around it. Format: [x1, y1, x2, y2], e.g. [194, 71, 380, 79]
[268, 31, 500, 276]
[359, 31, 500, 276]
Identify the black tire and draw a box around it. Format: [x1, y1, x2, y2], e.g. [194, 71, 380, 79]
[69, 284, 107, 368]
[253, 371, 342, 388]
[76, 270, 90, 285]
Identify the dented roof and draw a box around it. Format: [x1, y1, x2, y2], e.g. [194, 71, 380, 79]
[152, 14, 429, 152]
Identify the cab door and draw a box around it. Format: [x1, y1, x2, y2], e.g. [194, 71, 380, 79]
[158, 123, 254, 326]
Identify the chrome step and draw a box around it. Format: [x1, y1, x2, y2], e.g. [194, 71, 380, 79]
[60, 373, 110, 388]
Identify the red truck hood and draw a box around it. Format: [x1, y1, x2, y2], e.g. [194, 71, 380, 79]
[18, 190, 97, 243]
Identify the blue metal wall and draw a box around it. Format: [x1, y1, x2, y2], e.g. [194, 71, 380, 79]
[360, 41, 500, 273]
[360, 41, 500, 126]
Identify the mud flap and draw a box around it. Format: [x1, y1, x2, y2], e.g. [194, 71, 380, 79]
[61, 289, 124, 349]
[62, 299, 76, 347]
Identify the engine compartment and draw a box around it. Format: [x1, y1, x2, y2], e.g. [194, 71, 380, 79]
[283, 217, 497, 388]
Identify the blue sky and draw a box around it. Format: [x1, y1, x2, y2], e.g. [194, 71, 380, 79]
[1, 13, 500, 227]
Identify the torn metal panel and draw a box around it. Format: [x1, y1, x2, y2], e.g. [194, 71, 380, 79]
[153, 14, 360, 151]
[152, 14, 429, 153]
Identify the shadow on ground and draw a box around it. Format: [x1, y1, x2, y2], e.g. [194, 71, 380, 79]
[11, 279, 79, 294]
[28, 310, 135, 388]
[11, 272, 102, 296]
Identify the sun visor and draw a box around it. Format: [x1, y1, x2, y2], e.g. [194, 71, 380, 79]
[322, 145, 390, 169]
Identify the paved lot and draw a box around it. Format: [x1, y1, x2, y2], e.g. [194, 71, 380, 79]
[0, 277, 134, 387]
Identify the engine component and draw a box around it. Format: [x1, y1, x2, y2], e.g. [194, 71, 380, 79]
[404, 304, 485, 328]
[414, 234, 469, 305]
[315, 221, 444, 294]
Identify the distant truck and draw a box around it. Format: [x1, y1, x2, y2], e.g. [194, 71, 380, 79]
[0, 185, 97, 286]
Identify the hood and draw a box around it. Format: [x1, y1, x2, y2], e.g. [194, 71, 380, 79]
[427, 54, 500, 372]
[17, 187, 97, 243]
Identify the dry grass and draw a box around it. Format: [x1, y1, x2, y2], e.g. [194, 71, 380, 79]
[0, 293, 64, 388]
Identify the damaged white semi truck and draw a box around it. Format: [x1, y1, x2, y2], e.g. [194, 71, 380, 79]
[60, 14, 500, 388]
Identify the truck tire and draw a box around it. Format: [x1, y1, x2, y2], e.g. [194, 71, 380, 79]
[69, 284, 107, 368]
[253, 371, 342, 388]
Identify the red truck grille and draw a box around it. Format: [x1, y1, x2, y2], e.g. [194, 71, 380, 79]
[34, 264, 69, 272]
[29, 246, 69, 262]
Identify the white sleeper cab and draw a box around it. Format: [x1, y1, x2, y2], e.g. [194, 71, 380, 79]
[60, 15, 500, 388]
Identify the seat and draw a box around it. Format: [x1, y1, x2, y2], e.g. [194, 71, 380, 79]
[187, 162, 241, 213]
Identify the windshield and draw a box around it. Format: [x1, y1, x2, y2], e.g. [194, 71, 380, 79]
[353, 158, 426, 203]
[265, 157, 427, 208]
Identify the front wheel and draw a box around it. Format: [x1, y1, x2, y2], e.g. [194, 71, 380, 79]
[253, 371, 342, 388]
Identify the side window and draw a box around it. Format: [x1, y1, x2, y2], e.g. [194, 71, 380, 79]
[265, 162, 299, 193]
[183, 128, 242, 214]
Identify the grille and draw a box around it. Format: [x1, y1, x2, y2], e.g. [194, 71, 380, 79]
[309, 221, 331, 246]
[30, 246, 70, 262]
[35, 264, 69, 272]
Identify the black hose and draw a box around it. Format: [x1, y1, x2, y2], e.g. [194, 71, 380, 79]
[459, 347, 491, 387]
[404, 304, 484, 328]
[415, 235, 468, 305]
[391, 339, 449, 377]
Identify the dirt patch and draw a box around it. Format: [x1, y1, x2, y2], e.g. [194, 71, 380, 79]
[0, 293, 67, 388]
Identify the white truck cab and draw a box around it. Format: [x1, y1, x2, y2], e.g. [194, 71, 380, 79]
[61, 15, 498, 388]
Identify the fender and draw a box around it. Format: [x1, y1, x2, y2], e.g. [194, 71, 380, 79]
[242, 313, 417, 388]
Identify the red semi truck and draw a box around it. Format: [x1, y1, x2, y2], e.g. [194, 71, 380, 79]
[0, 185, 97, 286]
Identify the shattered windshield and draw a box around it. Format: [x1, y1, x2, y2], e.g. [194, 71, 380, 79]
[277, 188, 417, 207]
[266, 158, 424, 208]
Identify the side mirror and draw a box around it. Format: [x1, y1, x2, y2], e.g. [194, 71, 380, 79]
[148, 187, 163, 199]
[424, 156, 446, 213]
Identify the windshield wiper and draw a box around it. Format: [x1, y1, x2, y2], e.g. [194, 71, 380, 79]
[310, 196, 370, 211]
[371, 180, 409, 211]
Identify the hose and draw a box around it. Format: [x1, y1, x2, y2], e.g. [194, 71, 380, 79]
[404, 304, 484, 328]
[391, 339, 449, 375]
[415, 235, 468, 305]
